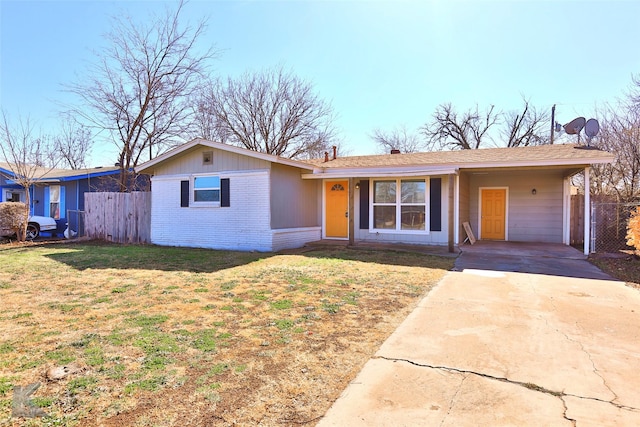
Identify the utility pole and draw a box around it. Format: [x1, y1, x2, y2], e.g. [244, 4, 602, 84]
[550, 104, 556, 144]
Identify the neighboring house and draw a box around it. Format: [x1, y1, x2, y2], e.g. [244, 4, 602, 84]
[136, 139, 614, 254]
[0, 162, 122, 235]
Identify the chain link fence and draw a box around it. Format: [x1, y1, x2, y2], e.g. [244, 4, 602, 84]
[591, 202, 638, 253]
[65, 209, 86, 239]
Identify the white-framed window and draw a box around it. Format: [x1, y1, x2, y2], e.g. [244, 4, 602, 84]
[192, 175, 220, 205]
[49, 185, 61, 219]
[372, 178, 428, 232]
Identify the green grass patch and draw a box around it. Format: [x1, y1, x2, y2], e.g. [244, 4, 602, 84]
[85, 346, 105, 366]
[68, 376, 98, 395]
[0, 377, 19, 396]
[105, 329, 129, 346]
[128, 314, 169, 328]
[274, 319, 294, 330]
[104, 363, 126, 380]
[270, 299, 293, 310]
[250, 290, 270, 301]
[322, 302, 340, 314]
[208, 363, 229, 375]
[11, 312, 33, 319]
[191, 329, 219, 352]
[47, 302, 83, 313]
[124, 376, 166, 394]
[0, 342, 15, 354]
[220, 281, 237, 291]
[32, 396, 55, 408]
[342, 291, 360, 305]
[134, 329, 180, 354]
[92, 296, 111, 304]
[45, 349, 76, 364]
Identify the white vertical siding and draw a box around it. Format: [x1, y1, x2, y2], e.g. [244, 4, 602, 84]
[150, 171, 273, 251]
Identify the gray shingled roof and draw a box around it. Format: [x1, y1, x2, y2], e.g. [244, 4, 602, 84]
[304, 144, 614, 169]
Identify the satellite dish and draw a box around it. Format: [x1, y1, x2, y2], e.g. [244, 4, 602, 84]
[584, 118, 600, 138]
[563, 117, 586, 135]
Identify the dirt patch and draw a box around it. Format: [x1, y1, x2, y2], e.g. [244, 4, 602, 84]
[590, 252, 640, 291]
[0, 242, 453, 426]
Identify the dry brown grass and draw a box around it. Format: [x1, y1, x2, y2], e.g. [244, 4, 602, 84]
[0, 241, 453, 426]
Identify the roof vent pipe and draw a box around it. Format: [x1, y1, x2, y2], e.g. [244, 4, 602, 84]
[324, 152, 329, 162]
[390, 149, 401, 154]
[332, 146, 337, 160]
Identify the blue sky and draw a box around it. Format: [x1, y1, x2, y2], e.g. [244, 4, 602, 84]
[1, 0, 639, 166]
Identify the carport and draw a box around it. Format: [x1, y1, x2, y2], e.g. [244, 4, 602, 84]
[455, 240, 613, 280]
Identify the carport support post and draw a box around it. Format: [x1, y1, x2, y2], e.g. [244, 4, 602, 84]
[583, 167, 590, 255]
[448, 174, 455, 253]
[348, 178, 355, 246]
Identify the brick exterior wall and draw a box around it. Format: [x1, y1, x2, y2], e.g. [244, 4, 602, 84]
[272, 227, 322, 252]
[150, 171, 320, 252]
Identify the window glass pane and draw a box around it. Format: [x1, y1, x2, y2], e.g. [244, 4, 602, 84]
[401, 180, 425, 203]
[194, 189, 220, 202]
[49, 186, 60, 202]
[374, 206, 396, 229]
[194, 176, 220, 189]
[50, 203, 60, 219]
[401, 206, 425, 230]
[374, 181, 396, 203]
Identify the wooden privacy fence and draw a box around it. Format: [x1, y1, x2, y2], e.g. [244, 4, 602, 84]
[85, 192, 151, 244]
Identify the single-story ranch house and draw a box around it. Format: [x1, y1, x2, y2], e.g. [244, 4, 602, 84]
[0, 162, 122, 235]
[136, 139, 614, 254]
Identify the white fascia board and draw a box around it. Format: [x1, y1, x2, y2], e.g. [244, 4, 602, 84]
[302, 167, 458, 179]
[458, 156, 614, 170]
[137, 138, 314, 173]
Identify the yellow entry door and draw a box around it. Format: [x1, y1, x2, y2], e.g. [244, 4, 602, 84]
[481, 189, 506, 240]
[325, 180, 349, 238]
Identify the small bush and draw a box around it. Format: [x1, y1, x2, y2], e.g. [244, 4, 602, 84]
[627, 207, 640, 252]
[0, 202, 28, 236]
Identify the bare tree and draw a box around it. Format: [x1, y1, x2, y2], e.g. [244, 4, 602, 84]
[68, 0, 215, 191]
[0, 111, 58, 241]
[421, 103, 499, 150]
[190, 96, 231, 143]
[370, 125, 426, 154]
[55, 117, 92, 169]
[595, 106, 640, 201]
[502, 98, 550, 147]
[194, 66, 338, 159]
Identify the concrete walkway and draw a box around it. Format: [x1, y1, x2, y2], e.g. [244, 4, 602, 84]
[318, 255, 640, 426]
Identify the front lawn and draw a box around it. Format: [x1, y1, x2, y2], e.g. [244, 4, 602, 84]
[0, 242, 453, 426]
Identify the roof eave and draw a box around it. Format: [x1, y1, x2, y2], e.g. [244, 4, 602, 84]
[136, 139, 315, 173]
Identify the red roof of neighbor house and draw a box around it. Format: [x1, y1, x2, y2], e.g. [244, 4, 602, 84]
[303, 143, 614, 169]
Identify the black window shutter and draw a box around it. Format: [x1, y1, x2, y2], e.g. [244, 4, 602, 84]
[221, 178, 230, 207]
[359, 180, 369, 229]
[430, 178, 442, 231]
[180, 180, 189, 207]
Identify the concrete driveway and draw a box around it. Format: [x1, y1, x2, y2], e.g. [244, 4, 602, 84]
[318, 248, 640, 426]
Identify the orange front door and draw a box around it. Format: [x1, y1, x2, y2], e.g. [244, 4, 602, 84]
[481, 189, 506, 240]
[325, 180, 348, 238]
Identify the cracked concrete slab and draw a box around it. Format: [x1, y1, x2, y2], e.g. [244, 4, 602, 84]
[318, 269, 640, 426]
[317, 358, 571, 426]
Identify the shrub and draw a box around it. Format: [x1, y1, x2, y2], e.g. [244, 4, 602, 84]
[627, 207, 640, 252]
[0, 202, 28, 236]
